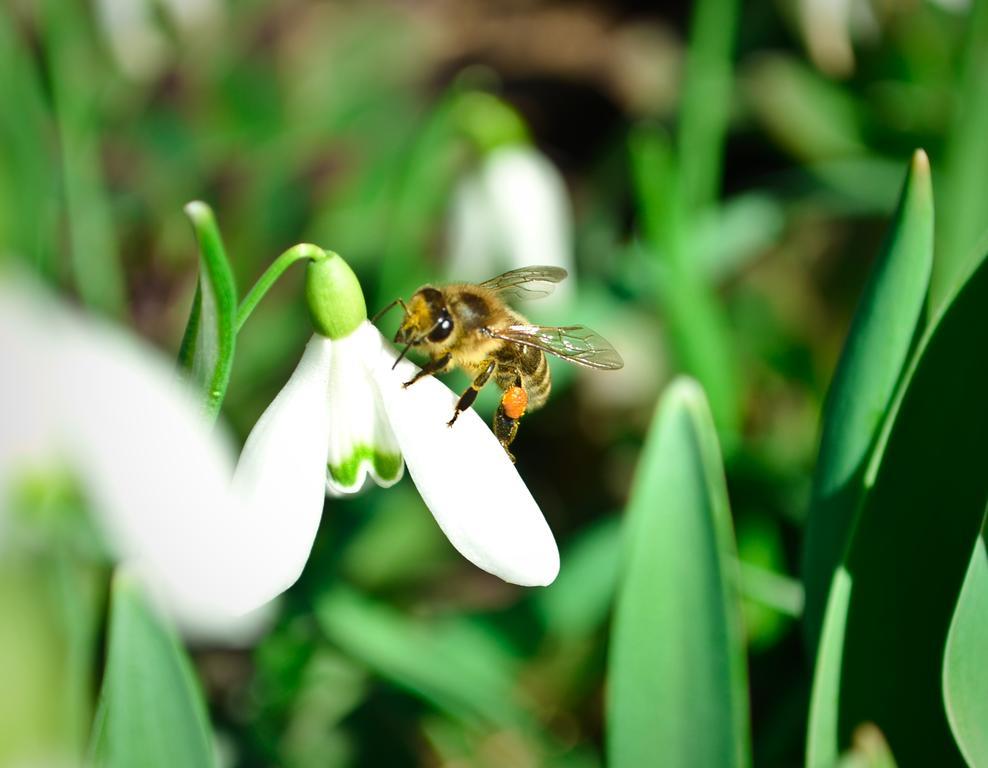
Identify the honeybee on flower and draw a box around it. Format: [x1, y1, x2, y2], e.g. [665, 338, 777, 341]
[379, 266, 624, 461]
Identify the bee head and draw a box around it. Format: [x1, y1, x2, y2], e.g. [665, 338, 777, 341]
[395, 287, 454, 346]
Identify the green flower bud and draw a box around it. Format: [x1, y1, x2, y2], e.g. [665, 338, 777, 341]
[305, 250, 367, 340]
[454, 91, 530, 155]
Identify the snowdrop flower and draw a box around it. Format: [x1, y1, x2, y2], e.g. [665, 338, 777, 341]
[799, 0, 967, 77]
[0, 273, 271, 639]
[235, 250, 560, 587]
[96, 0, 223, 80]
[448, 141, 575, 311]
[1, 246, 558, 639]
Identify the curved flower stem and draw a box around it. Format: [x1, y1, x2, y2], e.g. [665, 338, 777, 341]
[237, 244, 327, 332]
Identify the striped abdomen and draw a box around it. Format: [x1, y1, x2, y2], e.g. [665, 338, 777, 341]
[495, 341, 551, 412]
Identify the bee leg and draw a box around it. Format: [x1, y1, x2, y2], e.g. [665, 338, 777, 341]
[447, 360, 496, 427]
[493, 381, 527, 462]
[402, 353, 452, 388]
[493, 404, 521, 463]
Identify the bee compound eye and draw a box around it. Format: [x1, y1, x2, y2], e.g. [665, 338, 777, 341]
[428, 310, 454, 342]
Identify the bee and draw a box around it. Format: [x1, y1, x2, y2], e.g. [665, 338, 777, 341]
[376, 266, 623, 461]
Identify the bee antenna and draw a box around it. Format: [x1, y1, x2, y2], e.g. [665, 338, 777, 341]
[372, 298, 409, 325]
[391, 340, 414, 370]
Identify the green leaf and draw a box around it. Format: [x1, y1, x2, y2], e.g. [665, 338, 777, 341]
[43, 0, 125, 316]
[0, 7, 59, 278]
[802, 150, 933, 653]
[806, 238, 988, 766]
[629, 129, 740, 444]
[741, 54, 866, 162]
[677, 0, 738, 216]
[536, 515, 622, 637]
[90, 571, 216, 768]
[943, 513, 988, 766]
[376, 92, 460, 303]
[931, 0, 988, 313]
[316, 587, 530, 730]
[607, 378, 750, 768]
[178, 202, 238, 419]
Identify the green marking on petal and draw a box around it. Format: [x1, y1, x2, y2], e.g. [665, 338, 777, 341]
[329, 445, 403, 489]
[372, 451, 403, 484]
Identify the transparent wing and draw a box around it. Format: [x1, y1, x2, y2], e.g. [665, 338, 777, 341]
[479, 266, 568, 302]
[489, 324, 624, 370]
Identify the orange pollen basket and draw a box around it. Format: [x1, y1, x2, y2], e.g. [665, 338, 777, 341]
[502, 386, 528, 419]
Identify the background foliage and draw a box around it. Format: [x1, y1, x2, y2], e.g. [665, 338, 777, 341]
[2, 0, 987, 765]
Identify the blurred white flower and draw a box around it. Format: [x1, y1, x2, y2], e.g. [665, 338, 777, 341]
[95, 0, 223, 80]
[0, 274, 273, 639]
[800, 0, 967, 77]
[238, 251, 560, 587]
[448, 145, 574, 310]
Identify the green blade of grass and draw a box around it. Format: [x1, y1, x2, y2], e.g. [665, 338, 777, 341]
[607, 378, 750, 768]
[677, 0, 738, 216]
[178, 202, 238, 419]
[807, 239, 988, 766]
[943, 512, 988, 766]
[536, 515, 622, 637]
[44, 0, 125, 316]
[741, 54, 866, 163]
[375, 93, 460, 304]
[802, 150, 933, 654]
[89, 571, 216, 768]
[930, 0, 988, 313]
[315, 587, 529, 731]
[629, 129, 739, 443]
[0, 7, 59, 278]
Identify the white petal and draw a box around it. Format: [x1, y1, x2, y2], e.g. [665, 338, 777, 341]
[94, 0, 170, 80]
[0, 277, 241, 629]
[446, 170, 501, 283]
[325, 323, 403, 494]
[159, 0, 223, 36]
[367, 330, 559, 586]
[229, 334, 333, 613]
[482, 146, 575, 309]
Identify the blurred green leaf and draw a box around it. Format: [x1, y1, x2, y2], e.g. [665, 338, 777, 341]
[809, 158, 908, 214]
[341, 485, 449, 589]
[629, 129, 739, 444]
[43, 0, 125, 316]
[0, 556, 74, 765]
[0, 7, 58, 277]
[807, 237, 988, 766]
[316, 587, 529, 730]
[803, 150, 933, 653]
[178, 202, 238, 419]
[90, 571, 216, 768]
[537, 515, 622, 637]
[376, 93, 461, 303]
[1, 473, 108, 764]
[677, 0, 738, 216]
[942, 513, 988, 766]
[736, 518, 800, 650]
[0, 550, 103, 765]
[693, 193, 786, 281]
[741, 54, 866, 162]
[931, 0, 988, 313]
[607, 378, 750, 768]
[281, 650, 367, 768]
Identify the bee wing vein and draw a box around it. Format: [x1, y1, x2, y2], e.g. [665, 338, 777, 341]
[489, 324, 624, 370]
[479, 266, 568, 301]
